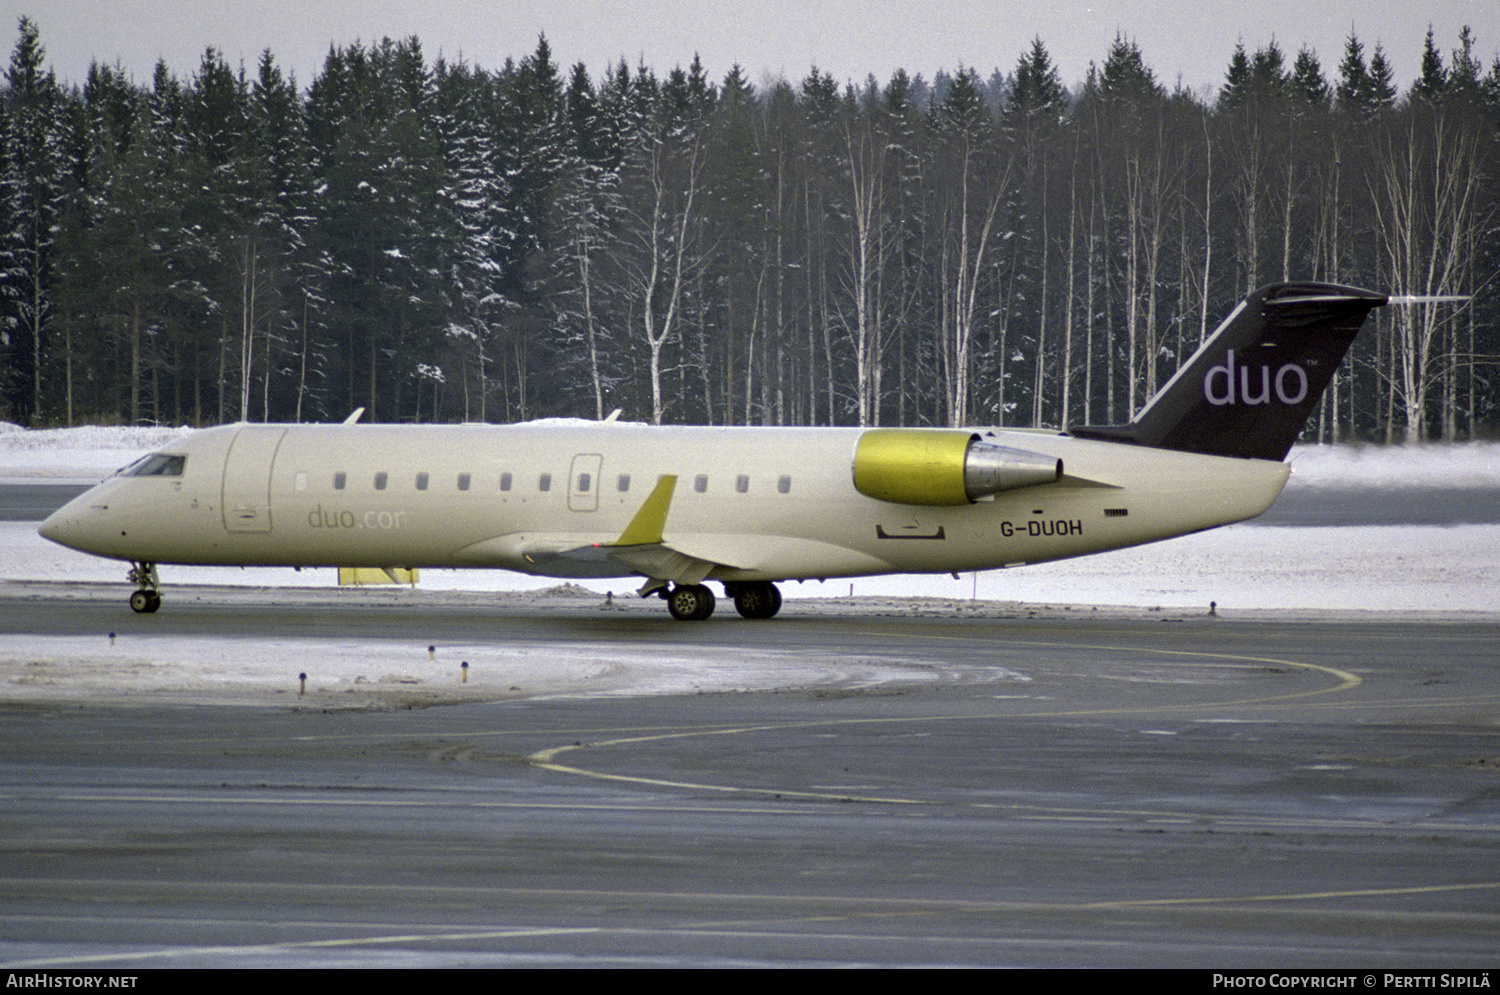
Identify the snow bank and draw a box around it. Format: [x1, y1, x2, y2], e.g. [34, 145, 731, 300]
[1285, 442, 1500, 490]
[0, 423, 195, 481]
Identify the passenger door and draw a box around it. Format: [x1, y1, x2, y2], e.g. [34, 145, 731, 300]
[221, 427, 287, 532]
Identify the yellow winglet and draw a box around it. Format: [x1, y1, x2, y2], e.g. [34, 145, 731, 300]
[612, 474, 677, 546]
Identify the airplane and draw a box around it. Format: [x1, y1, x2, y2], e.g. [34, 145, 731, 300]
[41, 282, 1390, 621]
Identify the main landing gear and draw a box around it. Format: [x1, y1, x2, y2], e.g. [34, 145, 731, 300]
[658, 581, 783, 621]
[666, 583, 716, 621]
[728, 581, 781, 620]
[127, 561, 162, 614]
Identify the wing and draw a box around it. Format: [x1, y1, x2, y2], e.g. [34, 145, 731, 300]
[456, 473, 891, 586]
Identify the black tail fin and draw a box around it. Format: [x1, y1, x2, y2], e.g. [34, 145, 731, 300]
[1071, 283, 1387, 461]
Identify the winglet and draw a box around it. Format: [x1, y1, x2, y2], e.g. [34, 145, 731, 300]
[612, 474, 677, 546]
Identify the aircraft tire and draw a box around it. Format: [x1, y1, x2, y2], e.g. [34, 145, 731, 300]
[129, 590, 161, 614]
[667, 584, 715, 621]
[733, 582, 782, 620]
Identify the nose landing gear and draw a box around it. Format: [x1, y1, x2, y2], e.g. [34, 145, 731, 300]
[127, 562, 162, 613]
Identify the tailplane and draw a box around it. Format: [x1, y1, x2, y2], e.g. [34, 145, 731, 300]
[1071, 283, 1387, 461]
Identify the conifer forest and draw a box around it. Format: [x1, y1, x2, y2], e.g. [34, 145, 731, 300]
[2, 18, 1498, 441]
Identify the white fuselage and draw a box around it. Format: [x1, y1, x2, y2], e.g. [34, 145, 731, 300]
[41, 422, 1289, 584]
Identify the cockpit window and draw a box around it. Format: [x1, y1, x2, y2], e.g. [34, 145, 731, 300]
[121, 453, 186, 477]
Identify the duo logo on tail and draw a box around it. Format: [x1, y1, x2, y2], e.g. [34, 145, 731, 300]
[1202, 349, 1310, 408]
[1072, 283, 1389, 461]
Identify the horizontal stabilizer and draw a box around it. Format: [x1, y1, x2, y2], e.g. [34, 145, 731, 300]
[1386, 294, 1469, 305]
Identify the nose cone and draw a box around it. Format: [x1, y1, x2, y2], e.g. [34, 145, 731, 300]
[39, 489, 114, 556]
[37, 508, 63, 543]
[39, 501, 81, 550]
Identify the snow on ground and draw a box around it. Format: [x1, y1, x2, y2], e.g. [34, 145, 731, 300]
[1, 425, 1496, 705]
[1, 601, 1023, 708]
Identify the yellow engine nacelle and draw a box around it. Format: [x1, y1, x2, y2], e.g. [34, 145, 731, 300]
[852, 429, 1062, 506]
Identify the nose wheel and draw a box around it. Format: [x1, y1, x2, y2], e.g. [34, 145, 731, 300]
[127, 562, 162, 613]
[129, 589, 162, 613]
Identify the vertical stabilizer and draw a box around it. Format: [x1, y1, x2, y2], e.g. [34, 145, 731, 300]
[1071, 283, 1387, 460]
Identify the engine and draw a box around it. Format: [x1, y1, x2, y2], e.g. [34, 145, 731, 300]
[852, 429, 1062, 506]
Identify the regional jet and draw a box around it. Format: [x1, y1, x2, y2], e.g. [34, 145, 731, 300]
[40, 282, 1389, 620]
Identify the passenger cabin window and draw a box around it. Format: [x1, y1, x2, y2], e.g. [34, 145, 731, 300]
[539, 473, 552, 492]
[123, 453, 186, 477]
[736, 474, 749, 494]
[617, 474, 631, 492]
[334, 471, 347, 490]
[500, 472, 512, 491]
[415, 472, 429, 491]
[374, 471, 388, 490]
[777, 475, 791, 494]
[457, 473, 471, 491]
[577, 472, 592, 493]
[694, 474, 708, 493]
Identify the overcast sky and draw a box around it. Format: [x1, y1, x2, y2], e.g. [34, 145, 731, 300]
[7, 0, 1494, 97]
